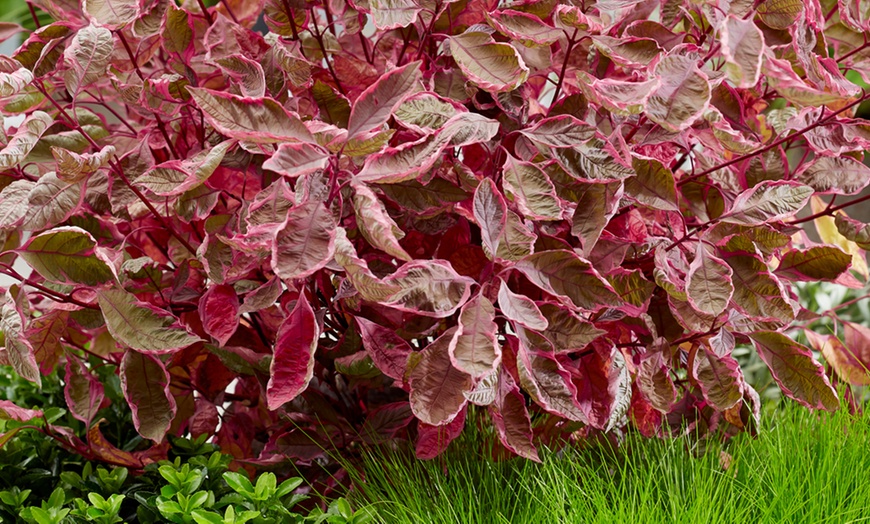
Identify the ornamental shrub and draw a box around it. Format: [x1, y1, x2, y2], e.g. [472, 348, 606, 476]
[0, 0, 869, 467]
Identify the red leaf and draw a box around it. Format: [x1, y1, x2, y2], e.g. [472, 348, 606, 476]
[266, 297, 319, 410]
[356, 317, 412, 382]
[415, 406, 466, 460]
[199, 284, 240, 346]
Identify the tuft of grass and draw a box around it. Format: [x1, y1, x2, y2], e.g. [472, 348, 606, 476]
[343, 401, 870, 524]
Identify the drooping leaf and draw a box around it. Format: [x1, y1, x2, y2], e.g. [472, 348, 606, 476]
[720, 15, 764, 88]
[356, 318, 412, 382]
[449, 295, 500, 378]
[187, 88, 314, 144]
[805, 330, 870, 386]
[749, 331, 838, 411]
[355, 113, 499, 183]
[686, 243, 733, 316]
[394, 92, 461, 132]
[63, 24, 113, 96]
[489, 371, 540, 461]
[721, 181, 813, 226]
[449, 30, 529, 93]
[346, 61, 422, 140]
[97, 289, 202, 353]
[215, 54, 267, 98]
[514, 250, 621, 310]
[795, 156, 870, 195]
[416, 406, 467, 459]
[571, 180, 623, 254]
[692, 330, 744, 410]
[774, 246, 852, 282]
[266, 296, 319, 410]
[409, 327, 473, 426]
[812, 197, 869, 280]
[538, 303, 606, 353]
[0, 400, 42, 422]
[120, 350, 176, 442]
[0, 302, 40, 386]
[0, 67, 33, 98]
[239, 277, 283, 315]
[502, 154, 563, 220]
[835, 214, 870, 250]
[199, 284, 240, 346]
[262, 143, 330, 179]
[497, 278, 547, 331]
[26, 309, 68, 375]
[271, 200, 337, 280]
[18, 226, 114, 286]
[486, 9, 562, 47]
[352, 183, 412, 261]
[725, 253, 796, 322]
[65, 355, 105, 425]
[516, 341, 587, 422]
[636, 344, 677, 413]
[473, 178, 507, 259]
[21, 173, 83, 232]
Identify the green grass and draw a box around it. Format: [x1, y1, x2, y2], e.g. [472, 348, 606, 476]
[342, 401, 870, 524]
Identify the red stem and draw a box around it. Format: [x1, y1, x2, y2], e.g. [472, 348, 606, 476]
[678, 90, 870, 187]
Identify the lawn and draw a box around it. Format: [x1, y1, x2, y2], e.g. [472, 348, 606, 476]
[345, 399, 870, 524]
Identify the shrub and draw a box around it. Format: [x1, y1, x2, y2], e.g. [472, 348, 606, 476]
[0, 0, 868, 466]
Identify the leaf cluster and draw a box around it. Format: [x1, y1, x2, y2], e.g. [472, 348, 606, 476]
[0, 0, 868, 466]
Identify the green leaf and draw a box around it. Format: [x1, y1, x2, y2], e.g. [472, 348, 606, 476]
[18, 226, 114, 286]
[502, 155, 563, 220]
[62, 23, 114, 96]
[97, 288, 202, 352]
[448, 295, 500, 378]
[0, 111, 53, 169]
[774, 246, 852, 282]
[749, 331, 838, 411]
[346, 61, 421, 140]
[514, 250, 621, 310]
[82, 0, 139, 28]
[625, 157, 679, 211]
[646, 55, 710, 132]
[21, 173, 83, 232]
[352, 183, 412, 261]
[120, 349, 176, 442]
[449, 31, 529, 93]
[686, 243, 733, 316]
[757, 0, 802, 29]
[721, 181, 813, 226]
[187, 87, 314, 144]
[408, 328, 473, 426]
[795, 156, 870, 195]
[720, 15, 764, 88]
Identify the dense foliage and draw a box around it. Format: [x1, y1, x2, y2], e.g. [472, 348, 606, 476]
[0, 0, 869, 468]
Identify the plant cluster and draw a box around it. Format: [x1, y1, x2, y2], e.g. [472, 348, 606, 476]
[0, 439, 370, 523]
[0, 0, 869, 467]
